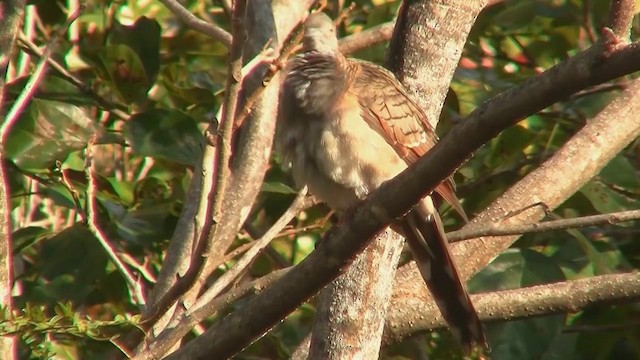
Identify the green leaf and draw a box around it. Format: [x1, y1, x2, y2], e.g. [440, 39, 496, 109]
[579, 180, 640, 214]
[33, 224, 108, 304]
[104, 199, 174, 245]
[4, 99, 99, 171]
[492, 0, 536, 29]
[599, 155, 640, 192]
[123, 109, 203, 166]
[97, 43, 149, 104]
[110, 16, 161, 85]
[469, 248, 565, 291]
[4, 74, 93, 106]
[162, 67, 219, 107]
[261, 182, 298, 195]
[12, 226, 48, 255]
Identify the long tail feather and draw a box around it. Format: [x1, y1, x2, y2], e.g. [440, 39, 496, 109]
[400, 198, 487, 354]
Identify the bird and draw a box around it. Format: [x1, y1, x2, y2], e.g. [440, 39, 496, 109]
[277, 12, 487, 354]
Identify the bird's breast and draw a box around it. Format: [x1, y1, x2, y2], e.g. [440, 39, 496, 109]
[291, 94, 407, 211]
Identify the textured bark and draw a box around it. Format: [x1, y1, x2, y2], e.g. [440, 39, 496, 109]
[308, 230, 403, 359]
[385, 272, 640, 341]
[385, 75, 640, 343]
[388, 0, 487, 127]
[198, 0, 315, 285]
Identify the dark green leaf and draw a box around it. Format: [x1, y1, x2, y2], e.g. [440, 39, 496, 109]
[261, 182, 298, 195]
[109, 16, 161, 85]
[123, 109, 203, 166]
[599, 155, 640, 192]
[4, 99, 101, 171]
[97, 44, 149, 103]
[580, 180, 640, 214]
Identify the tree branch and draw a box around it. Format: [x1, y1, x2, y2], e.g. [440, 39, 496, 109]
[448, 209, 640, 242]
[137, 0, 316, 355]
[85, 137, 145, 306]
[139, 0, 248, 334]
[385, 272, 640, 344]
[157, 0, 232, 48]
[338, 21, 394, 55]
[132, 188, 308, 360]
[388, 0, 488, 127]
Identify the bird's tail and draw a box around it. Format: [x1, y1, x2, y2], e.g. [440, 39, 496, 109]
[401, 198, 488, 354]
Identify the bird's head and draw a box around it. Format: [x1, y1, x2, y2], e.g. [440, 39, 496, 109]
[303, 12, 338, 54]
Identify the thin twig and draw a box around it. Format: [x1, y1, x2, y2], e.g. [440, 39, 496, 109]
[448, 209, 640, 242]
[189, 186, 308, 314]
[1, 6, 84, 141]
[137, 0, 248, 331]
[158, 0, 232, 48]
[134, 187, 308, 359]
[85, 135, 145, 306]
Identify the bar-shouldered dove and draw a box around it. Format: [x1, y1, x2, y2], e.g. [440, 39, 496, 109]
[277, 12, 487, 353]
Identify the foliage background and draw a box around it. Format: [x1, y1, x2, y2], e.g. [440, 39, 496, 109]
[1, 0, 639, 359]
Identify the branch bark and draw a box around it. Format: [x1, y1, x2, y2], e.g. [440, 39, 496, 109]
[308, 229, 404, 359]
[388, 0, 487, 127]
[385, 74, 640, 343]
[387, 272, 640, 340]
[138, 0, 315, 355]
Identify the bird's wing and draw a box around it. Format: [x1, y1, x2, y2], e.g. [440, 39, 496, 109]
[350, 59, 467, 221]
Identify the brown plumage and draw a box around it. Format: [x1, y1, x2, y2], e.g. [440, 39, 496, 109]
[278, 12, 487, 353]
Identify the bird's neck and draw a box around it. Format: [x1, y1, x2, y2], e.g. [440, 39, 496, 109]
[303, 37, 340, 55]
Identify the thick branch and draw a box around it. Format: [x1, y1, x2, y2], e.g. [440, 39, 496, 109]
[308, 229, 404, 359]
[385, 272, 640, 342]
[388, 0, 488, 126]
